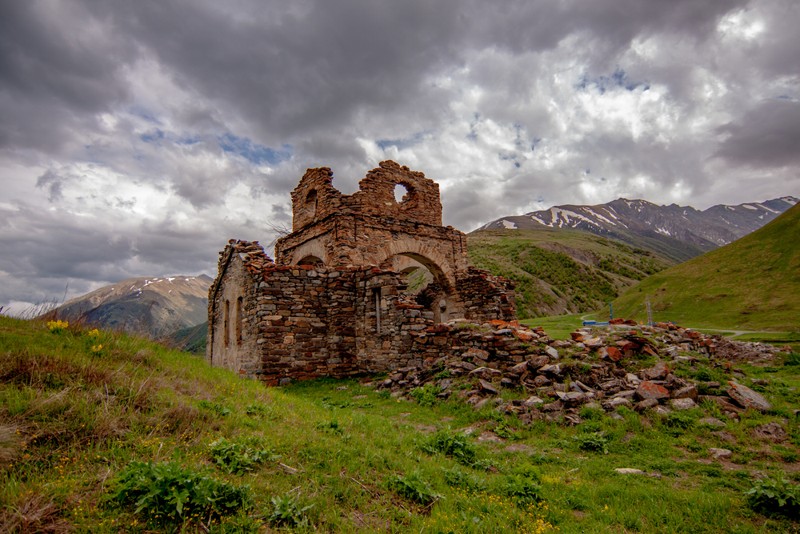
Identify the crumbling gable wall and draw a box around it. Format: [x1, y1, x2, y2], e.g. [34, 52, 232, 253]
[207, 241, 266, 376]
[275, 161, 467, 290]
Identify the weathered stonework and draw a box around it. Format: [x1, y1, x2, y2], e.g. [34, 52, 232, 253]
[208, 161, 516, 385]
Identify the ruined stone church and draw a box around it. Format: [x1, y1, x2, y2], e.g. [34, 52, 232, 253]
[207, 161, 515, 384]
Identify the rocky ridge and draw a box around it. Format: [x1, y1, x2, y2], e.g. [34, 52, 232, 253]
[376, 319, 784, 425]
[478, 196, 799, 262]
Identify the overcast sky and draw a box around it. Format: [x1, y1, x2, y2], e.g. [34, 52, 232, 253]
[1, 0, 799, 313]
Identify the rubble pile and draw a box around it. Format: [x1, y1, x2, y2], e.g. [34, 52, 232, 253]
[376, 319, 785, 424]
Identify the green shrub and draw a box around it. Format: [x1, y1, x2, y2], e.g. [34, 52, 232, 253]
[784, 352, 800, 366]
[573, 431, 609, 454]
[244, 403, 272, 417]
[663, 411, 696, 436]
[422, 430, 480, 467]
[268, 494, 313, 528]
[493, 421, 520, 440]
[409, 383, 440, 407]
[110, 461, 250, 527]
[578, 405, 604, 420]
[501, 474, 543, 505]
[692, 366, 727, 383]
[199, 400, 232, 417]
[442, 467, 486, 491]
[745, 477, 800, 518]
[387, 471, 441, 506]
[315, 420, 344, 435]
[434, 369, 452, 380]
[208, 438, 275, 475]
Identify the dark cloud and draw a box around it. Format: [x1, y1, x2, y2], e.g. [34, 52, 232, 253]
[35, 170, 66, 202]
[0, 2, 132, 152]
[716, 99, 800, 168]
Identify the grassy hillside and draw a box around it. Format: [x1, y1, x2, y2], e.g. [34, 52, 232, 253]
[3, 317, 799, 532]
[468, 229, 672, 318]
[168, 321, 208, 354]
[613, 203, 800, 331]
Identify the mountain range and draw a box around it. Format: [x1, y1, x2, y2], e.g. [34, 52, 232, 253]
[47, 275, 212, 339]
[478, 196, 798, 262]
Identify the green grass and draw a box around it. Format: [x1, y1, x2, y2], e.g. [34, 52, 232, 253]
[521, 314, 586, 340]
[613, 203, 800, 332]
[468, 229, 672, 319]
[2, 316, 799, 532]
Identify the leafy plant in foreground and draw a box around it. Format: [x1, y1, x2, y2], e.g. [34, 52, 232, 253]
[745, 477, 800, 519]
[662, 411, 697, 436]
[501, 473, 543, 505]
[387, 471, 441, 506]
[442, 467, 486, 491]
[422, 430, 482, 467]
[409, 383, 440, 407]
[268, 494, 313, 528]
[199, 400, 232, 417]
[573, 431, 610, 454]
[109, 461, 251, 528]
[784, 352, 800, 366]
[209, 437, 275, 475]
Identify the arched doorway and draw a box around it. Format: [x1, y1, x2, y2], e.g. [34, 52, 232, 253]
[382, 252, 462, 323]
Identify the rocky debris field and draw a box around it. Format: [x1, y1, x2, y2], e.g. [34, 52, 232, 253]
[376, 319, 788, 427]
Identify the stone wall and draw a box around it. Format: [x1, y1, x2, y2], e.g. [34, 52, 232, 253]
[208, 241, 520, 385]
[457, 267, 517, 322]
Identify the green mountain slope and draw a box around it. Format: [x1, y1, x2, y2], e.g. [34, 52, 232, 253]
[613, 202, 800, 330]
[168, 321, 208, 354]
[468, 229, 673, 318]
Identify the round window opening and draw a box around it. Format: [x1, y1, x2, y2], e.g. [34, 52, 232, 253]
[394, 183, 410, 203]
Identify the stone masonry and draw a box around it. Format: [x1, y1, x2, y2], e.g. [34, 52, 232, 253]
[207, 161, 516, 385]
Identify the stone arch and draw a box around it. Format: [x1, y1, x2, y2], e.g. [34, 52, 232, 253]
[298, 255, 323, 266]
[374, 238, 457, 290]
[289, 240, 328, 267]
[383, 252, 448, 291]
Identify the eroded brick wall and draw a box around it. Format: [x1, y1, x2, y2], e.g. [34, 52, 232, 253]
[242, 264, 442, 385]
[275, 161, 460, 279]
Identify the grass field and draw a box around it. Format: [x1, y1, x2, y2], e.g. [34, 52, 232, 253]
[2, 317, 799, 532]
